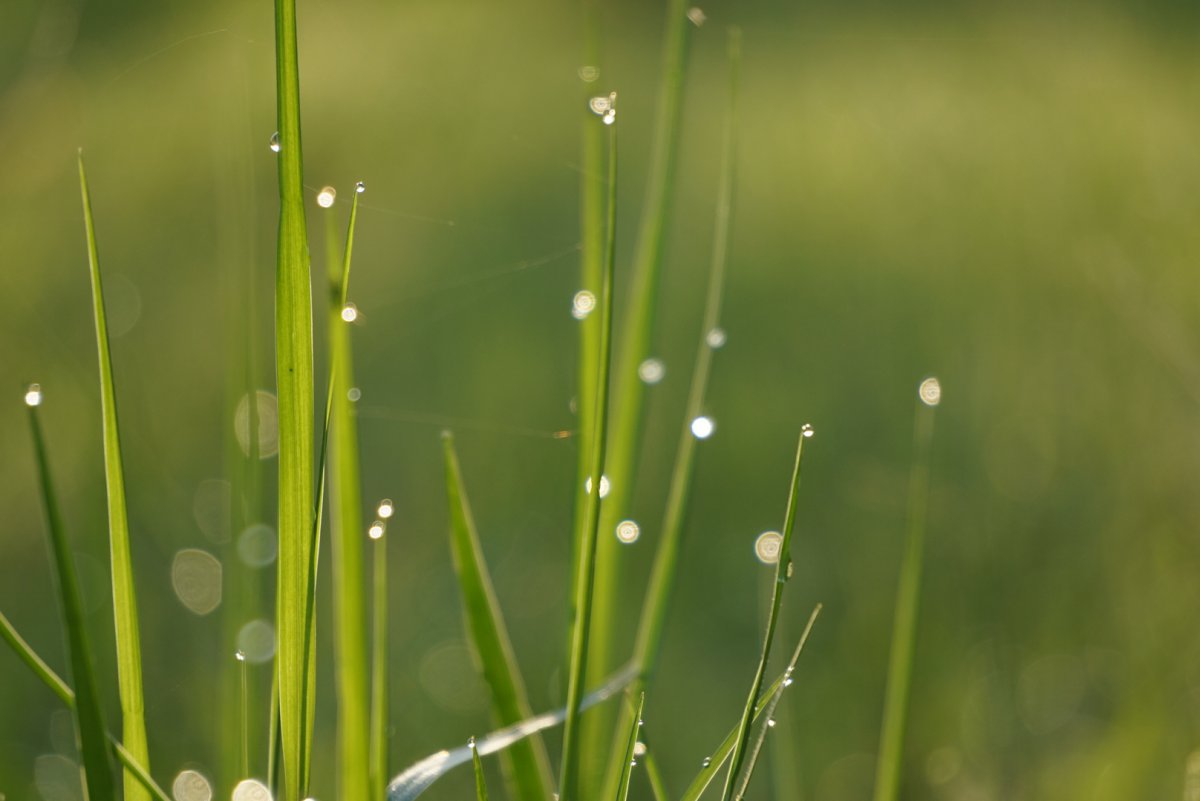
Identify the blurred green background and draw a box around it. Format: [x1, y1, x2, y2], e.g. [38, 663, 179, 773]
[4, 0, 1200, 799]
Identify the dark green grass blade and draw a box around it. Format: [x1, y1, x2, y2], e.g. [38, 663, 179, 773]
[601, 27, 741, 798]
[78, 151, 151, 801]
[272, 0, 316, 793]
[559, 101, 620, 801]
[325, 192, 370, 801]
[614, 692, 645, 801]
[1, 612, 172, 801]
[470, 739, 489, 801]
[871, 381, 939, 801]
[26, 393, 115, 801]
[720, 430, 813, 801]
[679, 614, 819, 801]
[387, 664, 635, 801]
[442, 433, 555, 801]
[370, 526, 390, 800]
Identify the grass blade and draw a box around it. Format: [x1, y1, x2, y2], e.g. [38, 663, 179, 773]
[871, 379, 940, 801]
[442, 433, 555, 801]
[470, 738, 489, 801]
[601, 26, 741, 797]
[642, 746, 669, 801]
[25, 388, 115, 801]
[272, 0, 316, 793]
[370, 518, 390, 801]
[679, 613, 819, 801]
[614, 692, 645, 801]
[0, 612, 172, 801]
[324, 189, 370, 801]
[387, 664, 635, 801]
[78, 151, 151, 801]
[720, 429, 814, 801]
[560, 95, 620, 801]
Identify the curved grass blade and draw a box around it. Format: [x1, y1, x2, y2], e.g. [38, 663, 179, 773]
[26, 392, 115, 801]
[601, 27, 741, 798]
[387, 664, 635, 801]
[720, 430, 813, 801]
[78, 151, 151, 801]
[470, 739, 489, 801]
[442, 433, 555, 801]
[679, 612, 819, 801]
[614, 692, 645, 801]
[272, 0, 316, 792]
[871, 381, 939, 801]
[560, 98, 620, 801]
[0, 612, 172, 801]
[370, 526, 390, 800]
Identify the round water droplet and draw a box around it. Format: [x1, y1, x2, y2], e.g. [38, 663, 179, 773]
[572, 290, 596, 320]
[702, 757, 712, 768]
[754, 531, 783, 564]
[690, 416, 715, 439]
[341, 303, 359, 323]
[268, 131, 281, 153]
[24, 383, 43, 407]
[368, 521, 385, 540]
[918, 376, 942, 407]
[615, 520, 640, 544]
[173, 770, 214, 801]
[705, 327, 727, 348]
[232, 778, 272, 801]
[633, 741, 647, 757]
[578, 65, 600, 82]
[377, 499, 394, 519]
[347, 387, 362, 402]
[687, 7, 707, 25]
[602, 108, 616, 125]
[584, 475, 611, 499]
[767, 718, 777, 728]
[237, 523, 277, 568]
[783, 676, 794, 687]
[468, 736, 477, 749]
[235, 650, 246, 662]
[638, 358, 665, 384]
[355, 181, 366, 194]
[171, 549, 223, 616]
[316, 186, 336, 208]
[801, 423, 815, 438]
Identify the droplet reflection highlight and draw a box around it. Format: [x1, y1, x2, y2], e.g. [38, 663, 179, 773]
[584, 475, 611, 499]
[172, 769, 213, 801]
[572, 290, 596, 320]
[919, 376, 942, 407]
[690, 416, 715, 439]
[755, 531, 783, 564]
[377, 499, 394, 519]
[24, 383, 43, 407]
[705, 327, 727, 348]
[268, 132, 280, 153]
[316, 186, 336, 208]
[615, 520, 640, 544]
[638, 358, 665, 385]
[341, 303, 359, 323]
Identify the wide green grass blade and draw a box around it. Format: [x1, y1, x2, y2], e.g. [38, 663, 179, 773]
[614, 692, 645, 801]
[601, 27, 741, 798]
[25, 390, 115, 801]
[0, 612, 172, 801]
[470, 739, 489, 801]
[324, 189, 370, 801]
[77, 151, 151, 801]
[559, 96, 620, 801]
[370, 516, 390, 801]
[871, 379, 940, 801]
[272, 0, 316, 794]
[679, 613, 819, 801]
[441, 433, 555, 801]
[720, 429, 813, 801]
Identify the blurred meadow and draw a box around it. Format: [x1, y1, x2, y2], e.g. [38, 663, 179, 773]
[4, 0, 1200, 799]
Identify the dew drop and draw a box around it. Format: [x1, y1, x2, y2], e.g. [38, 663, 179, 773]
[368, 521, 385, 540]
[687, 7, 707, 25]
[572, 290, 596, 320]
[783, 676, 794, 687]
[578, 65, 600, 82]
[316, 186, 336, 208]
[268, 131, 281, 153]
[603, 108, 616, 125]
[615, 520, 640, 544]
[468, 736, 477, 750]
[630, 759, 637, 767]
[801, 423, 815, 438]
[341, 303, 359, 323]
[705, 327, 727, 348]
[584, 475, 611, 499]
[24, 383, 43, 407]
[377, 499, 394, 519]
[235, 650, 246, 662]
[355, 181, 366, 194]
[767, 718, 777, 728]
[638, 358, 665, 385]
[633, 741, 647, 757]
[919, 376, 942, 407]
[702, 757, 712, 768]
[754, 531, 782, 564]
[690, 415, 715, 439]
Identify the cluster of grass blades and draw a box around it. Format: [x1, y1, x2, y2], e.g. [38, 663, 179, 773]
[0, 0, 954, 799]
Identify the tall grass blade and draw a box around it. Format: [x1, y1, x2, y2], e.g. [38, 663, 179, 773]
[614, 692, 645, 801]
[442, 433, 555, 801]
[601, 26, 741, 798]
[77, 152, 151, 801]
[325, 190, 370, 801]
[370, 525, 390, 800]
[560, 98, 620, 801]
[871, 380, 940, 801]
[25, 392, 115, 801]
[470, 739, 489, 801]
[387, 664, 635, 801]
[272, 0, 316, 793]
[642, 746, 669, 801]
[0, 612, 172, 801]
[720, 430, 813, 801]
[679, 615, 819, 801]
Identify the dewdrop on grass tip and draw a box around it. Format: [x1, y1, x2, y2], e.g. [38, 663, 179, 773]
[316, 186, 336, 208]
[377, 499, 394, 519]
[24, 384, 42, 407]
[341, 303, 359, 322]
[268, 132, 280, 152]
[368, 521, 385, 540]
[919, 376, 942, 406]
[690, 416, 715, 439]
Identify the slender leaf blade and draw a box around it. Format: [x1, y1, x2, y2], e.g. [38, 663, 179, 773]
[370, 527, 390, 800]
[470, 739, 489, 801]
[614, 692, 645, 801]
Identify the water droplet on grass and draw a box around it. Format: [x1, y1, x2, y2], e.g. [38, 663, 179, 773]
[755, 531, 782, 564]
[705, 327, 727, 348]
[369, 520, 385, 540]
[584, 475, 611, 499]
[690, 416, 715, 439]
[24, 383, 42, 407]
[341, 303, 359, 322]
[317, 186, 336, 208]
[355, 181, 366, 194]
[268, 132, 280, 152]
[801, 423, 815, 438]
[616, 520, 640, 544]
[572, 290, 596, 320]
[377, 499, 394, 519]
[919, 376, 942, 406]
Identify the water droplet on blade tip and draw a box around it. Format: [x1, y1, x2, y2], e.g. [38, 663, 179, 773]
[316, 186, 336, 208]
[24, 384, 42, 407]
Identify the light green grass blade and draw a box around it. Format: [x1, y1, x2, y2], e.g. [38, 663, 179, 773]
[0, 612, 172, 801]
[25, 391, 115, 801]
[272, 0, 316, 794]
[559, 98, 620, 801]
[871, 380, 940, 801]
[643, 746, 669, 801]
[470, 739, 489, 801]
[720, 429, 813, 801]
[370, 524, 390, 801]
[77, 151, 150, 801]
[325, 190, 370, 801]
[679, 614, 819, 801]
[614, 692, 645, 801]
[387, 664, 635, 801]
[442, 433, 555, 801]
[601, 26, 741, 798]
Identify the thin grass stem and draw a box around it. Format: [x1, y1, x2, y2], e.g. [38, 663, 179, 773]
[470, 738, 490, 801]
[369, 521, 390, 800]
[614, 692, 645, 801]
